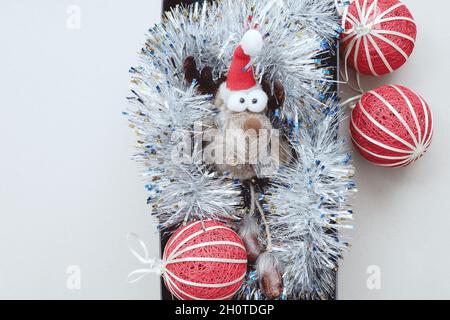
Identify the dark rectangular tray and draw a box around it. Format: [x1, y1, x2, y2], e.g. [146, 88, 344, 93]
[159, 0, 338, 300]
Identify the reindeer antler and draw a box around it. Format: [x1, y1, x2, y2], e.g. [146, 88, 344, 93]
[183, 56, 224, 95]
[262, 76, 286, 111]
[183, 56, 199, 85]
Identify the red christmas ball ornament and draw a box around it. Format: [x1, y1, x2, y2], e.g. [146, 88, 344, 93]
[350, 85, 433, 167]
[340, 0, 416, 76]
[162, 220, 247, 300]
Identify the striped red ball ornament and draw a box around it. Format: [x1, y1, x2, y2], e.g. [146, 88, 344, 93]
[340, 0, 416, 76]
[162, 220, 247, 300]
[350, 85, 433, 167]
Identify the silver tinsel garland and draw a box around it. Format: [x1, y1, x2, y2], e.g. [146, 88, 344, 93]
[126, 0, 355, 300]
[127, 80, 241, 227]
[268, 104, 354, 300]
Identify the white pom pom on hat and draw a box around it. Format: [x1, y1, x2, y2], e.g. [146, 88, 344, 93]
[240, 29, 264, 57]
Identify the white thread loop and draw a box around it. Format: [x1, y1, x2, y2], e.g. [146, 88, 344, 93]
[341, 94, 363, 109]
[127, 233, 165, 283]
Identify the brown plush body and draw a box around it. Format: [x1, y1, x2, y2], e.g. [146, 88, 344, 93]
[184, 56, 291, 181]
[206, 93, 289, 180]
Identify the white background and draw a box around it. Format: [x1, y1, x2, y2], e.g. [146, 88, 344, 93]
[0, 0, 448, 300]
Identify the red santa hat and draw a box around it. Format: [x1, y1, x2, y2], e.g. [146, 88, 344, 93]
[226, 29, 264, 91]
[219, 29, 268, 113]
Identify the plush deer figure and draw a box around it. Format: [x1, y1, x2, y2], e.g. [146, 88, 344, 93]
[184, 29, 290, 181]
[184, 29, 287, 298]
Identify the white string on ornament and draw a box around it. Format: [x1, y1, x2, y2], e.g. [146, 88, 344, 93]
[163, 272, 239, 300]
[364, 0, 378, 23]
[373, 29, 416, 43]
[352, 135, 416, 168]
[163, 264, 200, 300]
[166, 239, 247, 267]
[164, 277, 185, 300]
[169, 241, 246, 260]
[352, 124, 429, 168]
[342, 0, 414, 80]
[355, 0, 364, 22]
[168, 269, 245, 289]
[342, 27, 356, 42]
[169, 221, 202, 247]
[378, 157, 414, 167]
[358, 96, 416, 150]
[370, 31, 409, 60]
[371, 2, 406, 25]
[391, 85, 423, 144]
[377, 16, 416, 25]
[167, 257, 247, 264]
[366, 33, 393, 73]
[164, 274, 197, 300]
[347, 12, 360, 26]
[342, 0, 374, 82]
[164, 268, 246, 289]
[167, 225, 230, 261]
[418, 94, 434, 148]
[369, 90, 419, 147]
[164, 220, 203, 261]
[362, 0, 368, 16]
[424, 137, 433, 153]
[363, 35, 377, 76]
[351, 137, 411, 161]
[403, 92, 434, 150]
[353, 0, 367, 79]
[419, 95, 430, 145]
[350, 117, 412, 154]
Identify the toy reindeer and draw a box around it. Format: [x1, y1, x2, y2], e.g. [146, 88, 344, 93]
[184, 29, 290, 181]
[184, 29, 286, 299]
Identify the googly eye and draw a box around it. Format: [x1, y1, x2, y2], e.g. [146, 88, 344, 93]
[247, 89, 268, 113]
[227, 92, 248, 112]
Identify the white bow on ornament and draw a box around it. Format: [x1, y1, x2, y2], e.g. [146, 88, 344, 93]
[126, 233, 165, 283]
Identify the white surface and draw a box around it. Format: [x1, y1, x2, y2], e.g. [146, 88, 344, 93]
[0, 0, 448, 300]
[0, 0, 162, 299]
[338, 0, 450, 300]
